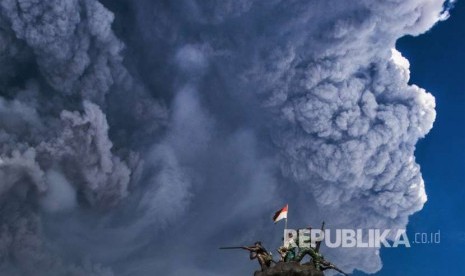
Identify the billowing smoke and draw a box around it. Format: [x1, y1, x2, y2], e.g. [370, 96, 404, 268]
[0, 0, 450, 275]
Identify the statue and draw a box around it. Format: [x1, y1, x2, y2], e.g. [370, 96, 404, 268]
[220, 241, 275, 271]
[220, 216, 350, 275]
[293, 222, 349, 275]
[277, 232, 297, 262]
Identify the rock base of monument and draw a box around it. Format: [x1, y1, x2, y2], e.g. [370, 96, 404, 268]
[254, 262, 325, 276]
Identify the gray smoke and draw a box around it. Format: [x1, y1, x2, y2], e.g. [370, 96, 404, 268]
[0, 0, 450, 275]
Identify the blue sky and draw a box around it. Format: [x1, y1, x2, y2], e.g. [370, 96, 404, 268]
[356, 1, 465, 275]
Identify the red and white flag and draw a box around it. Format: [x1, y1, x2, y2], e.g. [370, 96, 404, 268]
[272, 204, 288, 223]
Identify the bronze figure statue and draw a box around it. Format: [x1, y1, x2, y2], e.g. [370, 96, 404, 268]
[220, 241, 275, 271]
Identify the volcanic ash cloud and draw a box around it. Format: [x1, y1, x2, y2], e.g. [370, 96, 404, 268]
[0, 0, 449, 275]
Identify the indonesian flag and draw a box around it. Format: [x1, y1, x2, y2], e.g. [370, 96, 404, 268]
[273, 204, 288, 223]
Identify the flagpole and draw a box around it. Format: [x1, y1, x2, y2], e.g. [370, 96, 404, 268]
[283, 218, 287, 246]
[285, 204, 288, 230]
[284, 207, 288, 246]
